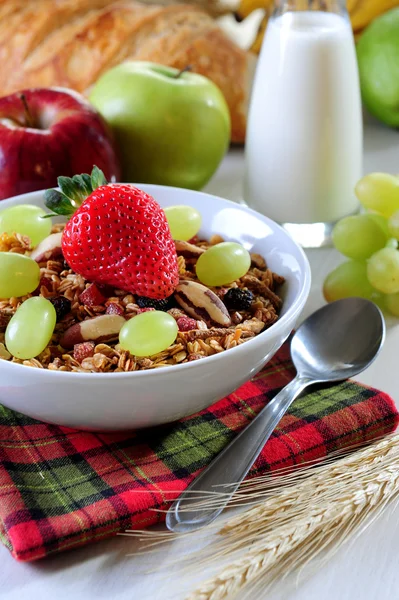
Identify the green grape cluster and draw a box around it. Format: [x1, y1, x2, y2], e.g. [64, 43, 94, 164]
[323, 172, 399, 316]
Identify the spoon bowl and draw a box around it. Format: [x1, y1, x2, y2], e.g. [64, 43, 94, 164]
[292, 297, 385, 382]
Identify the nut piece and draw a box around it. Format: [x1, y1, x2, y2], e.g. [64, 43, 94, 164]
[60, 314, 126, 349]
[30, 232, 63, 262]
[0, 342, 11, 360]
[240, 317, 265, 334]
[175, 281, 231, 327]
[175, 240, 206, 258]
[250, 253, 266, 269]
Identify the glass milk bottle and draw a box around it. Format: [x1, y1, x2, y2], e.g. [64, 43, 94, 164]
[243, 0, 363, 247]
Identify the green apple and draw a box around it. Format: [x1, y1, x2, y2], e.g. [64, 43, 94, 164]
[89, 62, 231, 190]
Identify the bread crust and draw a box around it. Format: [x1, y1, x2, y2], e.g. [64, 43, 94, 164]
[0, 0, 254, 142]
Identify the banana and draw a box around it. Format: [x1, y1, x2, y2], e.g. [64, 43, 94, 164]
[238, 0, 273, 19]
[251, 16, 267, 53]
[237, 0, 399, 53]
[350, 0, 399, 31]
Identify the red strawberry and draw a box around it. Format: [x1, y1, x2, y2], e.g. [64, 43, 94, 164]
[45, 168, 179, 299]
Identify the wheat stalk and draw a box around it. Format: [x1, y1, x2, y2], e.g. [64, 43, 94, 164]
[186, 435, 399, 599]
[188, 477, 399, 599]
[123, 435, 399, 599]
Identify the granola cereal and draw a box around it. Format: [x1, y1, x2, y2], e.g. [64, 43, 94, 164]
[0, 229, 285, 373]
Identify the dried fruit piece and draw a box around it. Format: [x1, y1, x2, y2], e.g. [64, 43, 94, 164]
[105, 302, 124, 316]
[0, 312, 10, 331]
[49, 296, 72, 321]
[175, 281, 231, 327]
[60, 314, 125, 348]
[73, 341, 95, 363]
[32, 275, 53, 296]
[188, 353, 204, 361]
[167, 307, 186, 320]
[241, 274, 282, 309]
[177, 317, 198, 332]
[224, 288, 253, 310]
[136, 296, 174, 311]
[79, 283, 107, 307]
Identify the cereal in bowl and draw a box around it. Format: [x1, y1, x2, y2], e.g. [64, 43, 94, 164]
[0, 168, 284, 373]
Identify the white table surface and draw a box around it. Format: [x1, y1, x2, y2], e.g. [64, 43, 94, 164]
[1, 117, 399, 600]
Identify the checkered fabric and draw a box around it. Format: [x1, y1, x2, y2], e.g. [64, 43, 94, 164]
[0, 339, 397, 562]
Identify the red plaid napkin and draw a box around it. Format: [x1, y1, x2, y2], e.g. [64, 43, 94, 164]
[0, 339, 397, 562]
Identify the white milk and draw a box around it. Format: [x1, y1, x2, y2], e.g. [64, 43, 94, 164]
[244, 11, 363, 225]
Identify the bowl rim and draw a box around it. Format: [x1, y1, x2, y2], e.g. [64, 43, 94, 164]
[0, 184, 311, 379]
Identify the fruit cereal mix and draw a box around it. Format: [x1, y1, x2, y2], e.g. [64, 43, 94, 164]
[0, 228, 284, 373]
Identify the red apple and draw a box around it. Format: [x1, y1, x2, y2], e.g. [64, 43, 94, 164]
[0, 87, 121, 201]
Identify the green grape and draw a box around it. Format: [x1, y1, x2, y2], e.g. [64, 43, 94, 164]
[388, 210, 399, 239]
[5, 297, 56, 359]
[164, 205, 202, 241]
[370, 292, 386, 313]
[119, 310, 178, 357]
[367, 212, 390, 238]
[367, 247, 399, 294]
[195, 242, 251, 286]
[332, 214, 387, 260]
[385, 238, 398, 249]
[385, 292, 399, 317]
[0, 253, 40, 299]
[0, 204, 52, 246]
[355, 173, 399, 218]
[323, 260, 375, 302]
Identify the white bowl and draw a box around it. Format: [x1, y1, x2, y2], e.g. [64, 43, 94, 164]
[0, 186, 311, 430]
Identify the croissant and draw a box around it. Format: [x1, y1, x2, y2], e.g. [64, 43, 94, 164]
[0, 0, 256, 143]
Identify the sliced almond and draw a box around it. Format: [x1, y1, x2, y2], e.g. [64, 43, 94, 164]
[0, 342, 11, 360]
[60, 314, 126, 349]
[175, 240, 206, 258]
[240, 317, 265, 334]
[31, 232, 63, 263]
[175, 281, 231, 327]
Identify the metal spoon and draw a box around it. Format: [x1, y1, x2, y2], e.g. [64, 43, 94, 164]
[166, 297, 385, 533]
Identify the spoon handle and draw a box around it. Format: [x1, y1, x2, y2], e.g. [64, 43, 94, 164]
[166, 375, 311, 533]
